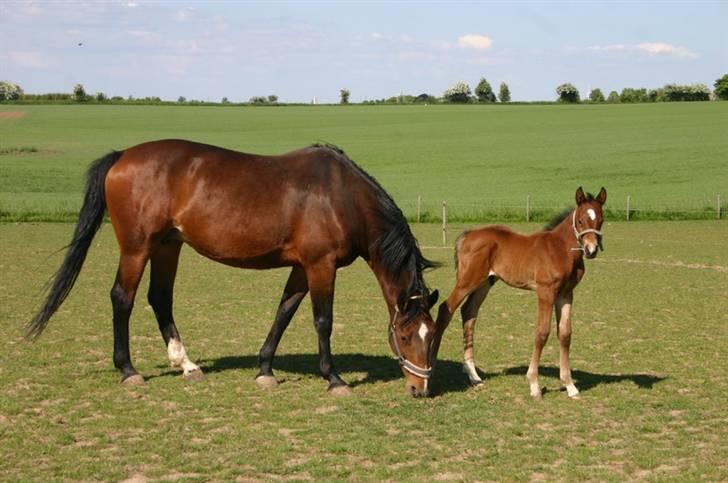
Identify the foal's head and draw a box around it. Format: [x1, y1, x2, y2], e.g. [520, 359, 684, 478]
[388, 289, 439, 397]
[573, 187, 607, 259]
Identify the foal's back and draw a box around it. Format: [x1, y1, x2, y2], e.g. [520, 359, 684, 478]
[457, 224, 571, 291]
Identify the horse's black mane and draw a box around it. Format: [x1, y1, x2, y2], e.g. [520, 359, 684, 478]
[543, 192, 596, 231]
[312, 143, 440, 292]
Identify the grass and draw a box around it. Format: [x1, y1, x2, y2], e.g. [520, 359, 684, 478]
[1, 221, 727, 480]
[1, 103, 726, 221]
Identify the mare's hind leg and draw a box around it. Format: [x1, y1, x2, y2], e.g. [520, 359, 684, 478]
[526, 289, 554, 399]
[555, 292, 579, 398]
[256, 267, 309, 388]
[147, 242, 202, 380]
[461, 281, 493, 385]
[111, 250, 149, 384]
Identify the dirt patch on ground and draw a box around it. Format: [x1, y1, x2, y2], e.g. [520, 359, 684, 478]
[0, 111, 27, 121]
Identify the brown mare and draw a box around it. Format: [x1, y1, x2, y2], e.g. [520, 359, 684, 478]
[28, 139, 440, 397]
[433, 187, 606, 398]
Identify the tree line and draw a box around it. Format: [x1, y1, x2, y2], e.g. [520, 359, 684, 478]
[2, 75, 727, 104]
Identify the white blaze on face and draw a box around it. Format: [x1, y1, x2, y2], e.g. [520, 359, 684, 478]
[587, 208, 596, 221]
[418, 322, 429, 342]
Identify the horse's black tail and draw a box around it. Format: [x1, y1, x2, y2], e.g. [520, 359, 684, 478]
[26, 150, 123, 340]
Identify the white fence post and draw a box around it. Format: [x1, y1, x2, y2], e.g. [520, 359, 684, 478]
[526, 195, 531, 222]
[718, 194, 722, 220]
[442, 201, 448, 246]
[627, 195, 631, 221]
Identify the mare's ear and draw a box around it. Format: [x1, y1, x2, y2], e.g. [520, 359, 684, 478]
[596, 187, 607, 205]
[575, 186, 586, 205]
[427, 290, 439, 309]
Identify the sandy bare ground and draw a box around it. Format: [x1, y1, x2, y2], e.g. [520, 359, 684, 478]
[0, 111, 27, 120]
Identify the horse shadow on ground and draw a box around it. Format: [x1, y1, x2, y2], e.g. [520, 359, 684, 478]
[502, 365, 666, 393]
[149, 353, 666, 396]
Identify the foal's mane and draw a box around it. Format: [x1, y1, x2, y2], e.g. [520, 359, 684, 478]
[543, 191, 597, 231]
[312, 144, 439, 291]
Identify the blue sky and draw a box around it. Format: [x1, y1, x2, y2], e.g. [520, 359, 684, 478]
[2, 1, 726, 102]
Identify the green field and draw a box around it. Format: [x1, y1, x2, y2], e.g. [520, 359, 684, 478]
[1, 221, 726, 480]
[1, 103, 726, 221]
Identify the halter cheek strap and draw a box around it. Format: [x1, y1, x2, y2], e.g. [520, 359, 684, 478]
[389, 302, 432, 380]
[571, 210, 603, 252]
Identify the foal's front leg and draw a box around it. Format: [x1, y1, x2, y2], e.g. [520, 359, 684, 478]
[526, 290, 554, 399]
[555, 293, 579, 398]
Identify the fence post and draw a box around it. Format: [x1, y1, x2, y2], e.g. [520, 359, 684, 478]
[417, 195, 422, 223]
[626, 195, 631, 221]
[442, 201, 448, 246]
[718, 194, 722, 220]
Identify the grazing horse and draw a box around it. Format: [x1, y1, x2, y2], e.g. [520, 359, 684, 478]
[433, 187, 606, 399]
[27, 139, 440, 397]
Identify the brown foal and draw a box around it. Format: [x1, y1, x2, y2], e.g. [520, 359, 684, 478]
[434, 187, 606, 398]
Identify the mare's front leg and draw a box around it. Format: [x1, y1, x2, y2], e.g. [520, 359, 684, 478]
[306, 262, 351, 396]
[256, 267, 309, 388]
[526, 288, 554, 399]
[555, 292, 579, 398]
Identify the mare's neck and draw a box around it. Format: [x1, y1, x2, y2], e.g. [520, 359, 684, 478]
[369, 258, 417, 316]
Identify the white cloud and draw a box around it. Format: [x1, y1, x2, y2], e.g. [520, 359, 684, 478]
[458, 34, 492, 50]
[176, 8, 195, 22]
[7, 51, 54, 68]
[637, 42, 698, 58]
[583, 42, 698, 58]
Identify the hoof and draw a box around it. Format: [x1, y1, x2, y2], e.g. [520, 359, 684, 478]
[255, 375, 279, 389]
[328, 384, 353, 397]
[183, 369, 204, 382]
[121, 374, 145, 385]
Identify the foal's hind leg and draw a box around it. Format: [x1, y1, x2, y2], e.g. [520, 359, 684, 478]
[111, 250, 149, 384]
[555, 292, 579, 398]
[256, 267, 309, 389]
[461, 282, 492, 385]
[526, 289, 554, 399]
[148, 242, 202, 380]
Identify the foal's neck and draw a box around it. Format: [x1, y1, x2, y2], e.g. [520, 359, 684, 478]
[551, 209, 582, 256]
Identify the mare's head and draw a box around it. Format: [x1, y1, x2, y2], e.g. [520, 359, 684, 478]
[574, 187, 607, 259]
[388, 288, 439, 397]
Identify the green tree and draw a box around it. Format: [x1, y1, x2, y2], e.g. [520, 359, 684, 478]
[177, 96, 187, 103]
[498, 82, 511, 103]
[267, 95, 278, 104]
[713, 74, 728, 100]
[443, 81, 472, 103]
[475, 78, 496, 103]
[73, 84, 88, 102]
[606, 90, 620, 103]
[556, 83, 579, 103]
[339, 89, 350, 104]
[0, 80, 23, 101]
[589, 88, 605, 103]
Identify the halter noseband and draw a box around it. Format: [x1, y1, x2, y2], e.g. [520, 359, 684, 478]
[389, 297, 432, 380]
[571, 210, 603, 252]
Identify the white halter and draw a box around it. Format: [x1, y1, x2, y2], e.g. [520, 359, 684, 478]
[389, 297, 432, 379]
[571, 210, 603, 252]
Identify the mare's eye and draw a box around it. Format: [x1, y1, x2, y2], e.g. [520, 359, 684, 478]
[400, 336, 407, 342]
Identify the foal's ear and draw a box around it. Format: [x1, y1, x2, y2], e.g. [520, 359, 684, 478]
[427, 290, 439, 309]
[596, 187, 607, 205]
[575, 186, 586, 205]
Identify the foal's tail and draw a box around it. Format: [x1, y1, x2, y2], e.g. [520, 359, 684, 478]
[26, 151, 123, 340]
